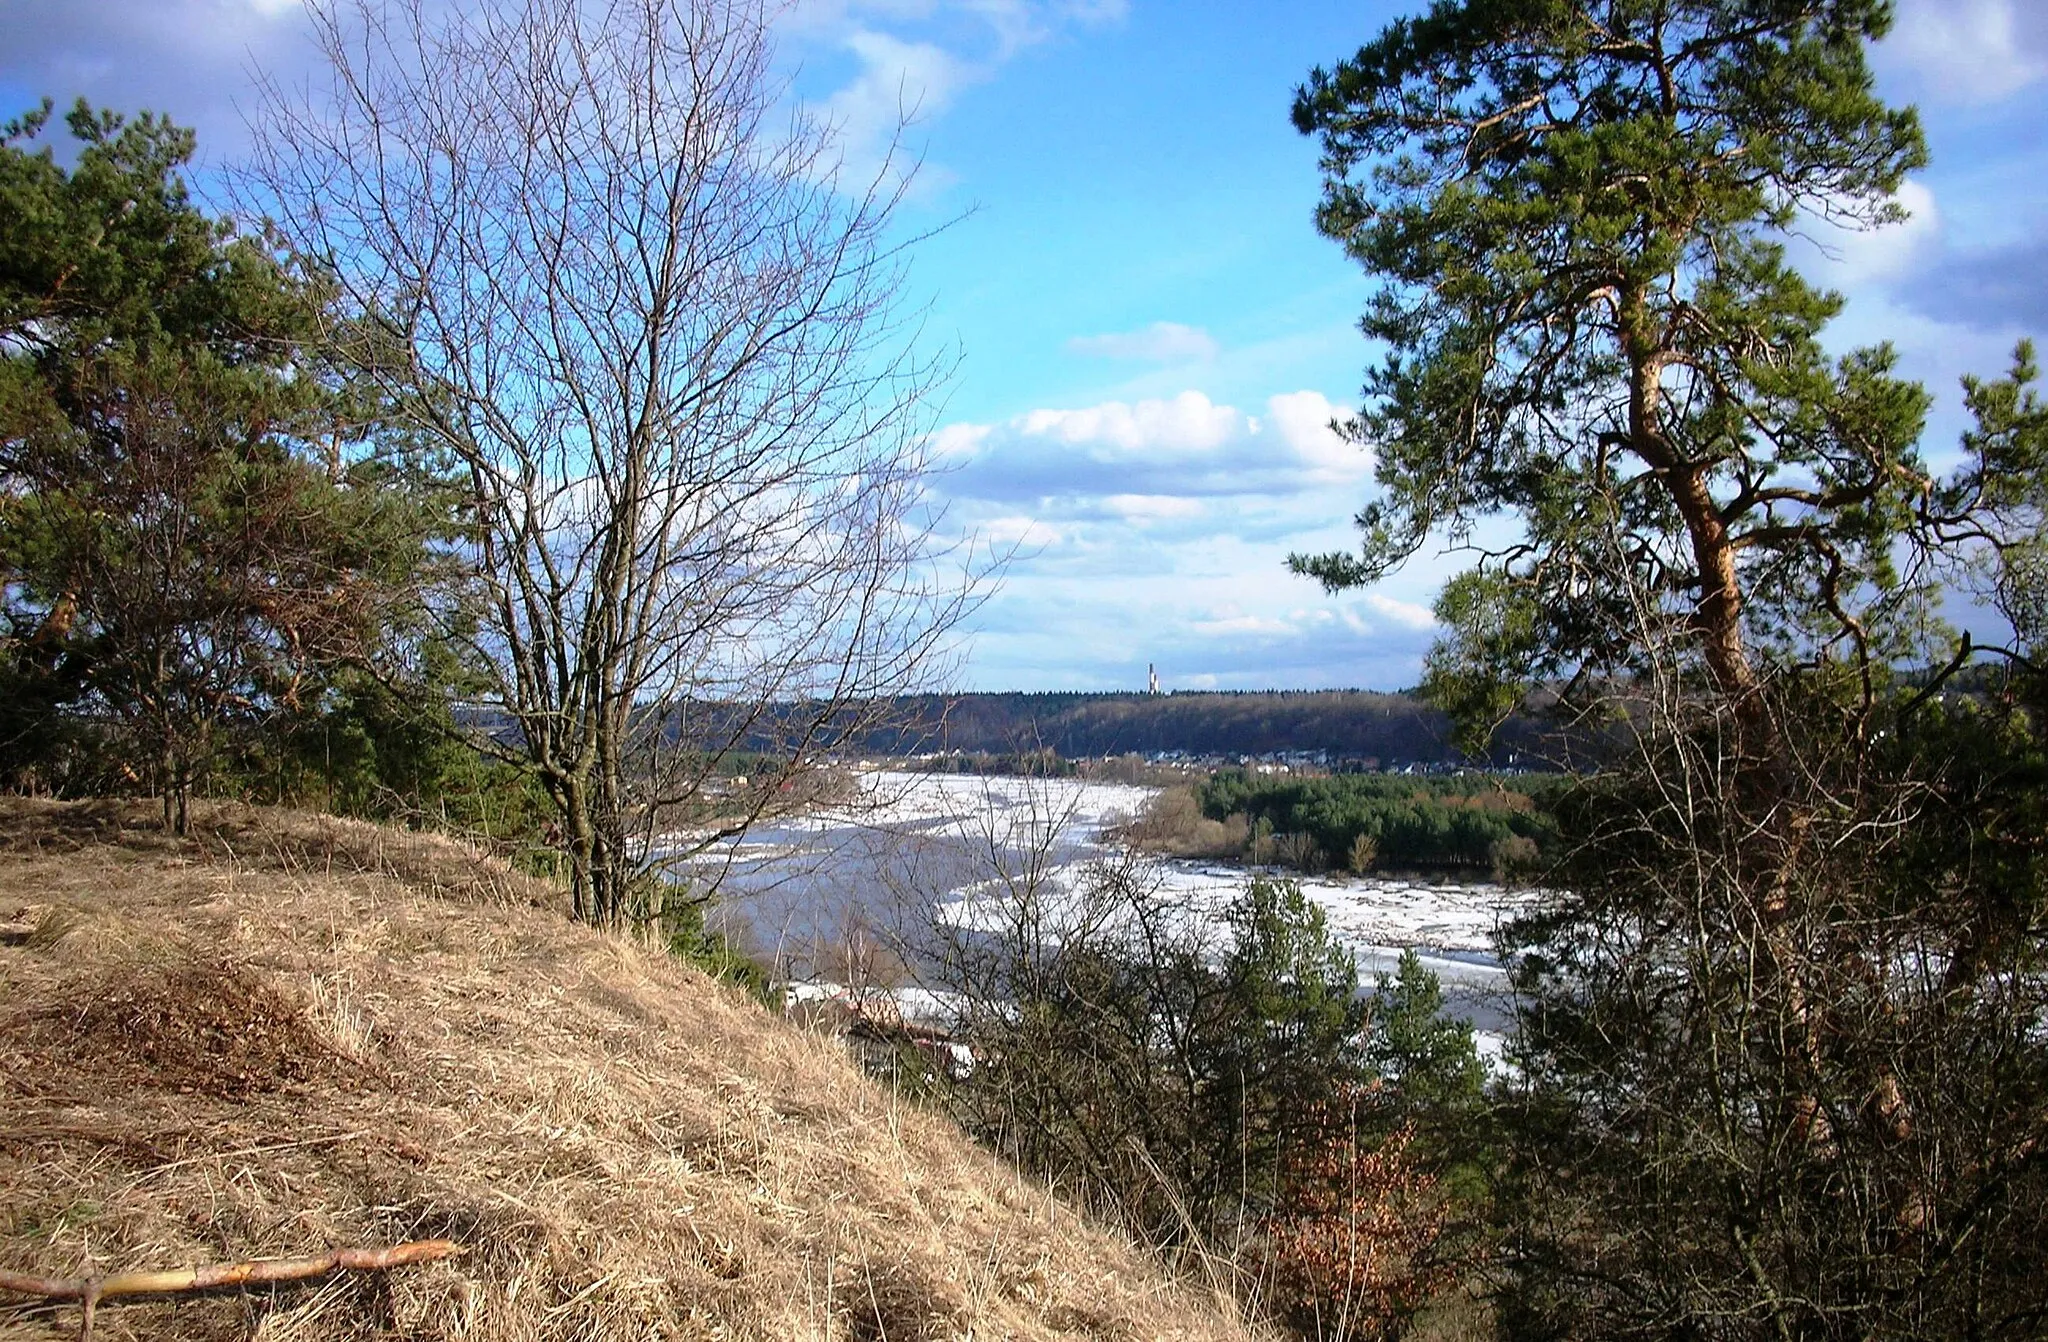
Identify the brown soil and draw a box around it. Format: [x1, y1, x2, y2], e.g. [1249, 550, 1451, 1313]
[0, 798, 1257, 1342]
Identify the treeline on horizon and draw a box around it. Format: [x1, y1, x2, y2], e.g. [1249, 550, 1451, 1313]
[858, 689, 1556, 763]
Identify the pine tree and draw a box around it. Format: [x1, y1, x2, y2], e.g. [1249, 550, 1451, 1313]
[0, 101, 454, 827]
[1294, 5, 2048, 1333]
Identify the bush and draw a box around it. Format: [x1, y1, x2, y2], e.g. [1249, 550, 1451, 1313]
[1123, 786, 1248, 857]
[656, 890, 772, 1005]
[1274, 830, 1329, 873]
[1486, 833, 1538, 880]
[1260, 1117, 1451, 1340]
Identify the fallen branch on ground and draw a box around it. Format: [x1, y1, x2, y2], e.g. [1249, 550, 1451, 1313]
[0, 1239, 462, 1341]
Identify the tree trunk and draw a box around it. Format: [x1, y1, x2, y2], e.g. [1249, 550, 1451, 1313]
[560, 774, 598, 924]
[1623, 306, 1839, 1163]
[1621, 295, 1779, 776]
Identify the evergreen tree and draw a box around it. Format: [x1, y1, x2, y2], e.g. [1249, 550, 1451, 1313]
[1290, 0, 1940, 749]
[1206, 877, 1372, 1222]
[1295, 4, 2048, 1334]
[0, 100, 457, 827]
[1363, 949, 1483, 1130]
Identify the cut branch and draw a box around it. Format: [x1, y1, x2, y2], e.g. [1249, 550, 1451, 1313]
[0, 1239, 462, 1342]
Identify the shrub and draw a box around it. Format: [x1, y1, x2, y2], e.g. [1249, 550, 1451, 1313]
[1274, 830, 1328, 873]
[1487, 833, 1538, 880]
[1260, 1115, 1451, 1340]
[1123, 787, 1247, 857]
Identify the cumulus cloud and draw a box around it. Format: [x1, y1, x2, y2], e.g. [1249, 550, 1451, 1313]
[981, 515, 1062, 549]
[955, 535, 1452, 690]
[944, 0, 1127, 61]
[929, 385, 1446, 689]
[1362, 592, 1437, 632]
[934, 389, 1367, 506]
[789, 0, 1125, 61]
[1066, 321, 1219, 363]
[1784, 180, 2048, 350]
[1019, 390, 1238, 453]
[1103, 494, 1204, 521]
[970, 584, 1441, 691]
[1186, 597, 1433, 643]
[1262, 389, 1366, 481]
[927, 421, 992, 459]
[1190, 608, 1300, 638]
[2, 0, 1119, 187]
[1877, 0, 2048, 104]
[816, 28, 970, 185]
[789, 0, 1126, 188]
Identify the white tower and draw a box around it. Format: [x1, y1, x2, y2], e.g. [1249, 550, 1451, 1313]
[1148, 663, 1160, 695]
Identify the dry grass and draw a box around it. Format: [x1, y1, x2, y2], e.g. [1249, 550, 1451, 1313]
[0, 798, 1260, 1342]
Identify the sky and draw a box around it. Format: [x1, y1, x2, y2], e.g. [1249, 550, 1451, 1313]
[3, 0, 2045, 692]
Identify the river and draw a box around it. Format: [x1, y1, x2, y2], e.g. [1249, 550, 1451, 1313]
[673, 770, 1535, 1051]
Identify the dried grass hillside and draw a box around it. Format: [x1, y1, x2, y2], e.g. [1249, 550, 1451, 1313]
[0, 798, 1260, 1342]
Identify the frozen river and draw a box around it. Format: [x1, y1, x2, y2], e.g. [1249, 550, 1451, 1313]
[673, 770, 1535, 1043]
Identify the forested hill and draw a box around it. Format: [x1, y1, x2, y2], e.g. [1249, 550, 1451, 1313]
[863, 690, 1546, 763]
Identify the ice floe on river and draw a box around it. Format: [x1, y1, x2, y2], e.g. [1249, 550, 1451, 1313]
[686, 771, 1537, 1020]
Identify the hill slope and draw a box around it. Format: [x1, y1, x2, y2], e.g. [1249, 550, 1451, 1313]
[0, 799, 1255, 1342]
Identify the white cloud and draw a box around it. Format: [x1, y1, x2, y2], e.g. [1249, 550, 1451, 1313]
[0, 0, 314, 160]
[791, 0, 1127, 59]
[921, 385, 1441, 688]
[932, 388, 1362, 503]
[928, 421, 992, 459]
[1795, 179, 1942, 287]
[1019, 390, 1240, 454]
[1263, 389, 1368, 482]
[1191, 607, 1299, 638]
[788, 0, 1127, 188]
[1362, 593, 1438, 632]
[1067, 321, 1219, 363]
[1879, 0, 2048, 104]
[955, 529, 1455, 691]
[1103, 493, 1204, 521]
[1059, 0, 1129, 21]
[816, 29, 970, 185]
[953, 0, 1126, 59]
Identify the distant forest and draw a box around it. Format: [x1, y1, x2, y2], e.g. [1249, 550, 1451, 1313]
[861, 690, 1552, 764]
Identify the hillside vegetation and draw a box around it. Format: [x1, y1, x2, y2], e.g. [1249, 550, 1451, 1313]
[0, 799, 1257, 1342]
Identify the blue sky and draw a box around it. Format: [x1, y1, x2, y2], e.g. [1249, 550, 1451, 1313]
[5, 0, 2046, 691]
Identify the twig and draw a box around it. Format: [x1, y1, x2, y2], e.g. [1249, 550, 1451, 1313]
[0, 1239, 461, 1342]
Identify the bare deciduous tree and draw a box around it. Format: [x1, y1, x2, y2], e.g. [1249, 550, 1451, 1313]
[246, 0, 978, 924]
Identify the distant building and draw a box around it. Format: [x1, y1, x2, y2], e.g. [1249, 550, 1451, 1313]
[1147, 663, 1160, 695]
